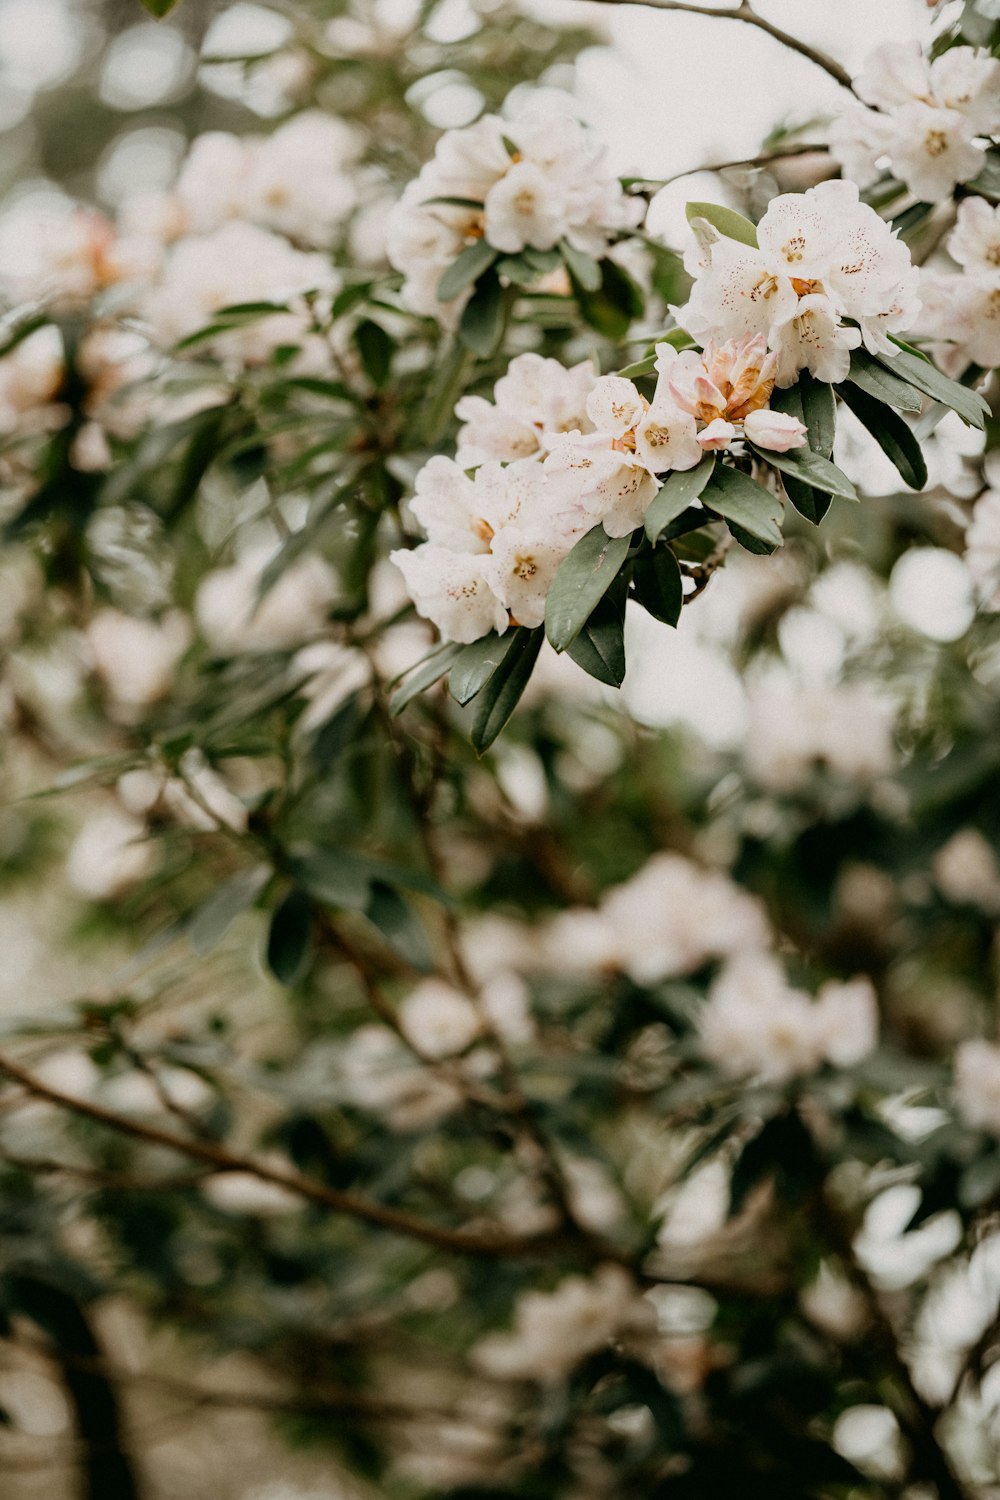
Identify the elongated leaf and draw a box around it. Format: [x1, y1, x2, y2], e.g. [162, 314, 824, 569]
[632, 546, 683, 626]
[798, 372, 837, 458]
[783, 475, 831, 526]
[701, 466, 783, 547]
[449, 630, 523, 706]
[266, 890, 313, 986]
[560, 239, 601, 292]
[848, 350, 923, 413]
[572, 259, 643, 339]
[685, 201, 758, 248]
[189, 867, 270, 956]
[365, 882, 432, 970]
[437, 240, 497, 302]
[353, 319, 393, 388]
[879, 346, 990, 429]
[749, 444, 857, 501]
[771, 381, 832, 522]
[617, 353, 657, 379]
[389, 642, 463, 716]
[545, 525, 632, 652]
[644, 455, 715, 543]
[470, 627, 543, 753]
[458, 270, 505, 357]
[837, 382, 928, 490]
[141, 0, 182, 14]
[565, 590, 626, 686]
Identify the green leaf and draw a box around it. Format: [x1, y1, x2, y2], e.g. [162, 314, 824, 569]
[560, 239, 602, 292]
[798, 371, 837, 458]
[389, 641, 463, 716]
[749, 444, 857, 502]
[287, 850, 373, 910]
[837, 382, 928, 490]
[189, 868, 269, 956]
[365, 882, 432, 970]
[458, 269, 505, 357]
[968, 149, 1000, 202]
[572, 258, 643, 339]
[879, 346, 990, 429]
[266, 890, 313, 986]
[140, 0, 182, 14]
[701, 466, 783, 547]
[726, 519, 779, 555]
[771, 379, 833, 521]
[847, 350, 923, 413]
[353, 319, 394, 388]
[420, 195, 486, 210]
[437, 240, 498, 302]
[685, 200, 758, 248]
[632, 546, 683, 626]
[616, 353, 658, 379]
[565, 590, 626, 686]
[545, 525, 632, 652]
[449, 630, 524, 706]
[470, 627, 543, 753]
[783, 475, 831, 526]
[644, 455, 716, 543]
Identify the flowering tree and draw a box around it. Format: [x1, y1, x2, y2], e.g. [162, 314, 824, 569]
[2, 0, 1000, 1495]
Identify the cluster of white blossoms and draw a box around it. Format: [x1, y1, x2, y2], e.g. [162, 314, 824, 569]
[917, 197, 1000, 373]
[543, 852, 771, 985]
[830, 41, 1000, 202]
[954, 1039, 1000, 1136]
[674, 180, 920, 385]
[472, 1265, 651, 1382]
[743, 679, 897, 791]
[964, 481, 1000, 609]
[391, 337, 806, 644]
[385, 94, 643, 325]
[698, 953, 879, 1084]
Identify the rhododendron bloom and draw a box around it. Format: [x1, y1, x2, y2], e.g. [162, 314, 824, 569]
[455, 353, 597, 467]
[742, 408, 808, 452]
[655, 334, 805, 450]
[948, 198, 1000, 286]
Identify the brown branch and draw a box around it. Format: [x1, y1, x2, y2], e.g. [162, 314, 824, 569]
[0, 1049, 587, 1262]
[581, 0, 854, 91]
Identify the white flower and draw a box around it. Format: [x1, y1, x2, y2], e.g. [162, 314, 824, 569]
[86, 608, 191, 709]
[585, 375, 646, 439]
[0, 203, 139, 307]
[888, 102, 985, 202]
[390, 545, 508, 644]
[770, 292, 861, 385]
[828, 103, 897, 190]
[0, 326, 66, 434]
[933, 830, 1000, 913]
[955, 1040, 1000, 1135]
[454, 352, 597, 467]
[948, 197, 1000, 286]
[744, 680, 896, 790]
[856, 40, 931, 111]
[398, 980, 482, 1059]
[195, 544, 337, 654]
[480, 524, 575, 628]
[964, 487, 1000, 608]
[337, 1025, 462, 1132]
[472, 1265, 648, 1382]
[543, 433, 659, 537]
[699, 954, 878, 1083]
[917, 271, 1000, 374]
[65, 809, 156, 901]
[484, 160, 567, 253]
[742, 408, 807, 452]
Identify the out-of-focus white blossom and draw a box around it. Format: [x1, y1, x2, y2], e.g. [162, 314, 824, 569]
[673, 181, 919, 383]
[955, 1039, 1000, 1134]
[743, 679, 897, 790]
[398, 979, 482, 1058]
[830, 42, 1000, 200]
[64, 808, 156, 900]
[698, 953, 878, 1082]
[86, 608, 191, 709]
[964, 487, 1000, 607]
[386, 94, 642, 325]
[933, 829, 1000, 913]
[0, 326, 65, 434]
[196, 544, 337, 653]
[0, 203, 155, 307]
[472, 1265, 650, 1381]
[336, 1024, 462, 1131]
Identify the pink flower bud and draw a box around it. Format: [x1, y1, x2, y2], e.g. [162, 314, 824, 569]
[697, 417, 736, 451]
[743, 408, 808, 452]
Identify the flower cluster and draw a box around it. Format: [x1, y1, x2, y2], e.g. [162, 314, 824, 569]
[674, 180, 920, 384]
[917, 197, 1000, 373]
[391, 337, 805, 644]
[698, 953, 879, 1084]
[830, 41, 1000, 201]
[385, 95, 643, 325]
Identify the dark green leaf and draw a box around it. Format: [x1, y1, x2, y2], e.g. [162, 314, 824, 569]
[644, 455, 715, 542]
[837, 382, 928, 490]
[847, 349, 923, 413]
[879, 346, 990, 429]
[449, 631, 526, 706]
[749, 443, 857, 501]
[331, 283, 373, 318]
[389, 641, 464, 716]
[437, 239, 498, 302]
[783, 475, 831, 525]
[266, 890, 313, 986]
[572, 258, 643, 339]
[726, 519, 779, 554]
[470, 628, 544, 753]
[545, 525, 632, 652]
[421, 195, 486, 210]
[140, 0, 182, 18]
[353, 319, 394, 388]
[685, 200, 758, 248]
[365, 882, 432, 970]
[565, 590, 626, 685]
[798, 371, 837, 458]
[616, 353, 657, 379]
[701, 465, 784, 547]
[632, 545, 683, 626]
[457, 269, 505, 357]
[560, 239, 601, 292]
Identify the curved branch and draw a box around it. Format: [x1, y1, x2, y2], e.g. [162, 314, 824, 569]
[582, 0, 854, 92]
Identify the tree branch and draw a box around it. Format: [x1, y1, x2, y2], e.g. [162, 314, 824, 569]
[581, 0, 854, 91]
